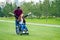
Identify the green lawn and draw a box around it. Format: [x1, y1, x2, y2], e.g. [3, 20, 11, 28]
[0, 21, 60, 40]
[26, 18, 60, 25]
[0, 17, 60, 25]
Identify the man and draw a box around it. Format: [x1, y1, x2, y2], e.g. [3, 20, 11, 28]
[14, 7, 30, 35]
[14, 7, 23, 34]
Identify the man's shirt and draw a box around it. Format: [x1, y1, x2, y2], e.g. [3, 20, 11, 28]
[14, 9, 23, 17]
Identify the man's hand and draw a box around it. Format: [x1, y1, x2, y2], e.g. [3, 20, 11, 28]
[28, 12, 31, 15]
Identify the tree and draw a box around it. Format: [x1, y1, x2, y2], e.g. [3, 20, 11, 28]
[55, 0, 60, 17]
[43, 0, 50, 18]
[2, 2, 16, 17]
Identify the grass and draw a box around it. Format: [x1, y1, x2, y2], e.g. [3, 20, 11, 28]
[0, 17, 60, 25]
[0, 21, 60, 40]
[0, 17, 15, 21]
[26, 18, 60, 25]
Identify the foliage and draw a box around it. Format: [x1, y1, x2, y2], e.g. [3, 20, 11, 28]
[0, 0, 60, 18]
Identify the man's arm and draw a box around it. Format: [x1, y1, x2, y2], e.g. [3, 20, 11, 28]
[24, 12, 31, 18]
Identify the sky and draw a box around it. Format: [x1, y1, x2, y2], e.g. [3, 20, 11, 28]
[0, 0, 5, 2]
[0, 0, 44, 3]
[0, 0, 44, 7]
[0, 0, 44, 6]
[0, 0, 54, 8]
[0, 0, 54, 3]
